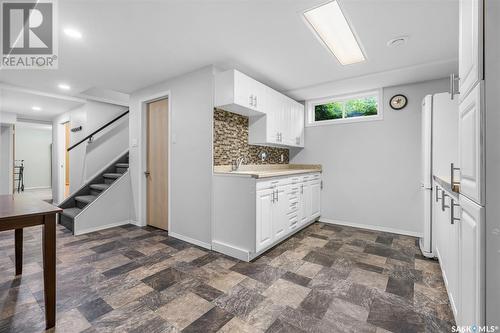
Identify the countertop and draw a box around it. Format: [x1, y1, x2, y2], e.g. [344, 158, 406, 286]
[213, 164, 322, 179]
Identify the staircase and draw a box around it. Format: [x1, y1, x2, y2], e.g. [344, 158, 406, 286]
[59, 152, 129, 233]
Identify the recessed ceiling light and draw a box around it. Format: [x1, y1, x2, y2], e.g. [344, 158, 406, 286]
[32, 106, 42, 111]
[58, 83, 71, 91]
[304, 1, 365, 65]
[64, 28, 82, 39]
[387, 36, 409, 48]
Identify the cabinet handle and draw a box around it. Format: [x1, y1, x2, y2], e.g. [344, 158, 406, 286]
[449, 73, 460, 100]
[435, 185, 441, 202]
[450, 163, 460, 192]
[450, 198, 460, 224]
[441, 192, 450, 211]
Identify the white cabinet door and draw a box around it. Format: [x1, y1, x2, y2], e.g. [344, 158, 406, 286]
[458, 83, 484, 205]
[295, 104, 305, 147]
[298, 183, 307, 226]
[273, 187, 288, 240]
[256, 189, 274, 252]
[310, 180, 321, 219]
[458, 194, 485, 327]
[459, 0, 483, 99]
[434, 188, 459, 318]
[303, 182, 312, 222]
[448, 196, 460, 320]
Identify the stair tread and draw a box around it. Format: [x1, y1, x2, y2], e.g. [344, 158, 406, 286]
[74, 195, 97, 204]
[103, 173, 122, 179]
[115, 163, 129, 168]
[89, 183, 110, 191]
[61, 207, 82, 219]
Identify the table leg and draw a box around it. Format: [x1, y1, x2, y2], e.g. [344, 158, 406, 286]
[43, 214, 56, 329]
[14, 229, 23, 275]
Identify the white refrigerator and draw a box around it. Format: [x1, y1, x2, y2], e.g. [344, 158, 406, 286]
[420, 93, 458, 258]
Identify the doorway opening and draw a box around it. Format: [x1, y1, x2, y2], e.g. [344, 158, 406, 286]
[13, 121, 53, 202]
[146, 98, 169, 230]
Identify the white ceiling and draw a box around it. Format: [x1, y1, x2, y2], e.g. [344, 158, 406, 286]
[0, 88, 85, 121]
[0, 0, 459, 100]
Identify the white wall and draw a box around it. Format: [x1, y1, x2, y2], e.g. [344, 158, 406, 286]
[51, 100, 128, 204]
[15, 124, 52, 189]
[0, 124, 14, 194]
[69, 101, 128, 192]
[291, 78, 449, 235]
[129, 66, 214, 247]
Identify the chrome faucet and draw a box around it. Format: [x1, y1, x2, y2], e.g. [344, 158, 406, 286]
[232, 156, 246, 171]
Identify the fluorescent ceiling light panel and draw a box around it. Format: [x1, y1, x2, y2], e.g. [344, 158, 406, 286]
[32, 106, 42, 111]
[304, 1, 365, 65]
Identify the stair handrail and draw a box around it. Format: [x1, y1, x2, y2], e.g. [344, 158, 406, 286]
[67, 109, 129, 152]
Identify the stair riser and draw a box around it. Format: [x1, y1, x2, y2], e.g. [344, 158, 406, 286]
[59, 215, 74, 233]
[116, 167, 128, 174]
[76, 201, 89, 209]
[104, 178, 116, 185]
[90, 189, 102, 196]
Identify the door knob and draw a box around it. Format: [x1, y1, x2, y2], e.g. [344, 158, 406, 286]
[144, 171, 150, 177]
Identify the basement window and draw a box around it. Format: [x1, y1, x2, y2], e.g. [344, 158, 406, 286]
[306, 90, 382, 126]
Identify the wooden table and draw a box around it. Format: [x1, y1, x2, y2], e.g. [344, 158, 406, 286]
[0, 195, 62, 329]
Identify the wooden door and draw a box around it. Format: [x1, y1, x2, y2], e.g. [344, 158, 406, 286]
[459, 0, 483, 99]
[147, 98, 169, 230]
[458, 83, 484, 205]
[256, 188, 274, 252]
[459, 194, 485, 326]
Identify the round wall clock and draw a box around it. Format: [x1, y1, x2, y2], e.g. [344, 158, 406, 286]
[390, 94, 408, 110]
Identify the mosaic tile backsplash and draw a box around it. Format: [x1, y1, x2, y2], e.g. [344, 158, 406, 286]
[213, 109, 289, 166]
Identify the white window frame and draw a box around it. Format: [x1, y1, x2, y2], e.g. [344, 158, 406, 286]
[306, 89, 383, 126]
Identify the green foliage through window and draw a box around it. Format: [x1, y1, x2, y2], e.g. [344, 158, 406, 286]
[314, 95, 378, 122]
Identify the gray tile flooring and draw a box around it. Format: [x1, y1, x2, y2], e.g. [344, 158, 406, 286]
[0, 222, 455, 332]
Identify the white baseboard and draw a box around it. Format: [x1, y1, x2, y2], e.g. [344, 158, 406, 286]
[169, 232, 212, 250]
[74, 220, 131, 236]
[320, 218, 423, 238]
[24, 186, 51, 190]
[212, 240, 250, 261]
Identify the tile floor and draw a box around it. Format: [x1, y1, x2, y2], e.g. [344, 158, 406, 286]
[0, 222, 455, 333]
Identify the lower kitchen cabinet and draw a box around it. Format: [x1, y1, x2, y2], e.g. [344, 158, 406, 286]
[256, 188, 274, 251]
[434, 183, 485, 327]
[458, 194, 485, 327]
[213, 172, 321, 261]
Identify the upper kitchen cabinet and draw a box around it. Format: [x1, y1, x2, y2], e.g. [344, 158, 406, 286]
[215, 69, 267, 116]
[458, 82, 484, 205]
[458, 0, 484, 100]
[216, 69, 305, 148]
[248, 92, 305, 148]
